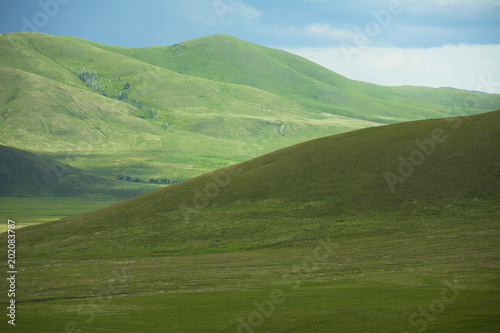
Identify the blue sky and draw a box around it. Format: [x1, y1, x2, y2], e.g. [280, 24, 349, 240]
[1, 0, 500, 92]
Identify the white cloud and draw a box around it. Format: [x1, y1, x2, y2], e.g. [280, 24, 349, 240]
[340, 0, 500, 7]
[233, 3, 262, 22]
[285, 44, 500, 93]
[181, 0, 261, 26]
[401, 0, 500, 7]
[305, 24, 355, 42]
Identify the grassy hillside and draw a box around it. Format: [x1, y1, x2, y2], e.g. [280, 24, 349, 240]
[1, 32, 499, 182]
[1, 32, 498, 332]
[0, 144, 159, 233]
[0, 32, 380, 180]
[92, 33, 500, 122]
[0, 144, 158, 198]
[13, 110, 500, 257]
[2, 112, 498, 332]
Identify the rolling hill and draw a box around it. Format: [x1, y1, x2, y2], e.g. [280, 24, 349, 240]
[1, 31, 498, 332]
[92, 33, 500, 121]
[0, 144, 157, 198]
[2, 111, 499, 332]
[1, 32, 499, 181]
[14, 110, 500, 257]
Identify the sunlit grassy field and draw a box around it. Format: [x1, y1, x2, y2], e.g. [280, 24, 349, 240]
[0, 197, 120, 233]
[1, 112, 499, 332]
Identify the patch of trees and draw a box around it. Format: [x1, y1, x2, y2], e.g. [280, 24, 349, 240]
[114, 91, 128, 101]
[71, 67, 163, 120]
[117, 175, 180, 184]
[71, 67, 108, 96]
[127, 99, 160, 119]
[169, 44, 187, 58]
[114, 82, 130, 100]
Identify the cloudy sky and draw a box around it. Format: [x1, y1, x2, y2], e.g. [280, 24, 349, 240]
[1, 0, 499, 92]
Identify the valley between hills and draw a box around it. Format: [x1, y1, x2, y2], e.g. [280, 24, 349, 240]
[0, 32, 499, 332]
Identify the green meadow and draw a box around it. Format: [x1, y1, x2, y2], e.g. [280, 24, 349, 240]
[0, 197, 120, 233]
[1, 111, 499, 332]
[4, 201, 499, 332]
[0, 32, 499, 332]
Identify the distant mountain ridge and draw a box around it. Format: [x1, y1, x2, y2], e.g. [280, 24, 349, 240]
[1, 32, 499, 182]
[90, 34, 500, 120]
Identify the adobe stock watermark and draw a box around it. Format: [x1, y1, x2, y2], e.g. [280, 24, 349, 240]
[213, 0, 244, 23]
[179, 165, 242, 223]
[177, 143, 263, 223]
[464, 73, 499, 108]
[21, 0, 70, 32]
[233, 237, 338, 332]
[384, 73, 499, 192]
[401, 278, 465, 333]
[51, 153, 82, 182]
[384, 119, 461, 192]
[65, 268, 132, 333]
[51, 131, 99, 182]
[341, 0, 403, 63]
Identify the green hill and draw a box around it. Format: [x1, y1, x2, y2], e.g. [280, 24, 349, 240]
[0, 144, 157, 198]
[2, 32, 498, 332]
[0, 32, 380, 180]
[3, 111, 499, 332]
[15, 110, 500, 257]
[92, 33, 500, 121]
[1, 32, 499, 182]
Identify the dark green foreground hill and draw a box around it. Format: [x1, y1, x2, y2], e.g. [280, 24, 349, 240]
[2, 112, 499, 332]
[0, 144, 156, 198]
[16, 110, 500, 257]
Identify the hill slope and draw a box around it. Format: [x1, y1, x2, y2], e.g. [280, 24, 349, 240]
[92, 33, 500, 122]
[14, 110, 500, 257]
[0, 144, 157, 198]
[0, 32, 382, 180]
[2, 112, 499, 332]
[1, 32, 499, 182]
